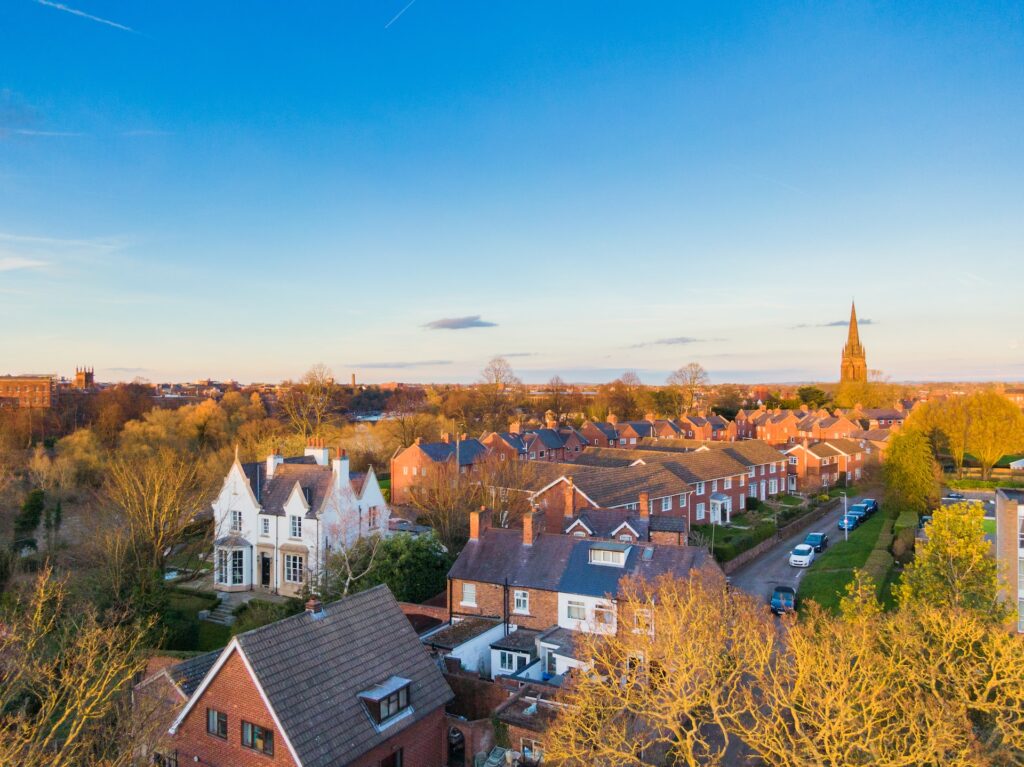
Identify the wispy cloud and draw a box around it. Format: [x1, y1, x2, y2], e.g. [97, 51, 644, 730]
[423, 315, 497, 330]
[630, 336, 715, 348]
[356, 360, 453, 369]
[35, 0, 136, 33]
[501, 352, 536, 358]
[121, 129, 173, 137]
[793, 319, 876, 329]
[13, 129, 84, 137]
[0, 257, 47, 272]
[385, 0, 418, 28]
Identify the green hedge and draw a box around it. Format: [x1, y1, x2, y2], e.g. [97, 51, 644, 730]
[862, 550, 894, 591]
[893, 511, 918, 535]
[892, 527, 916, 565]
[875, 518, 895, 552]
[705, 521, 776, 562]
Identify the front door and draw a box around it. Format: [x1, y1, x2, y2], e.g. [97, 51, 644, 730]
[260, 554, 271, 587]
[711, 501, 722, 525]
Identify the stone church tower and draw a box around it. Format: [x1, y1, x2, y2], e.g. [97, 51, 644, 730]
[840, 302, 868, 384]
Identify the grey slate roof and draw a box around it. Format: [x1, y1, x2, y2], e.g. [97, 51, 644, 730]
[169, 651, 220, 697]
[449, 529, 710, 600]
[233, 585, 453, 767]
[242, 455, 316, 503]
[419, 439, 487, 466]
[258, 462, 335, 518]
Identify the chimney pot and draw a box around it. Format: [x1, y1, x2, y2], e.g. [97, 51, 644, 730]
[469, 507, 492, 541]
[305, 598, 324, 618]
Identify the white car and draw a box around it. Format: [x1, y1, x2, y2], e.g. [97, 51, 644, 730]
[788, 544, 815, 568]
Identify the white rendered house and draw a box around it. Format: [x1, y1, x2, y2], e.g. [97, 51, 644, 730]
[211, 442, 389, 597]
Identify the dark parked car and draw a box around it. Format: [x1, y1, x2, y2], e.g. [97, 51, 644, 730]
[862, 498, 879, 514]
[947, 491, 965, 500]
[804, 532, 830, 552]
[770, 586, 797, 614]
[838, 514, 859, 531]
[846, 506, 868, 524]
[918, 515, 933, 530]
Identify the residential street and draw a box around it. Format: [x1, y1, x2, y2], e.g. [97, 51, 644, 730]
[729, 493, 869, 604]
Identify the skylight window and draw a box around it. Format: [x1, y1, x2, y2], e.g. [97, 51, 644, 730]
[359, 676, 413, 727]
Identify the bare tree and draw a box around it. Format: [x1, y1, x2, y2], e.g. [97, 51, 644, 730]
[317, 535, 383, 599]
[278, 363, 338, 438]
[546, 375, 568, 420]
[478, 357, 522, 432]
[667, 362, 709, 414]
[102, 447, 215, 593]
[0, 567, 157, 767]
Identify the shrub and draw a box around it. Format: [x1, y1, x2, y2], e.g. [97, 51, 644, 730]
[893, 511, 918, 535]
[746, 497, 762, 512]
[710, 521, 776, 562]
[232, 599, 303, 635]
[862, 550, 894, 588]
[875, 518, 895, 551]
[892, 527, 917, 565]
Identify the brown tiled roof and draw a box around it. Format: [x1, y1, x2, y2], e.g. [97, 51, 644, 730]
[578, 446, 746, 483]
[823, 438, 864, 455]
[721, 441, 786, 467]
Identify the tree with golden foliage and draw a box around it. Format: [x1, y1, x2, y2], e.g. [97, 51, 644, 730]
[545, 568, 774, 767]
[966, 390, 1024, 480]
[899, 501, 1003, 620]
[883, 428, 940, 515]
[546, 570, 1024, 767]
[0, 567, 157, 767]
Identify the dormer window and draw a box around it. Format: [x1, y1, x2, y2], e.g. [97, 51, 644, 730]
[360, 677, 412, 727]
[589, 545, 627, 567]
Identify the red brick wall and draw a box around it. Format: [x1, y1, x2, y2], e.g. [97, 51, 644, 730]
[349, 706, 447, 767]
[451, 579, 559, 629]
[172, 649, 299, 767]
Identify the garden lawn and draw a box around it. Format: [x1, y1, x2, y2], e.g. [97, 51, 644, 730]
[983, 518, 996, 536]
[779, 495, 803, 507]
[798, 513, 886, 614]
[196, 621, 232, 651]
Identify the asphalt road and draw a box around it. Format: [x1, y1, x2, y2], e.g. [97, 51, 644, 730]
[729, 494, 870, 604]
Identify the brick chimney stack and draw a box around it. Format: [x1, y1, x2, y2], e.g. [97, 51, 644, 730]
[639, 491, 650, 519]
[441, 432, 451, 444]
[509, 421, 522, 434]
[607, 413, 619, 425]
[469, 507, 492, 542]
[563, 477, 577, 519]
[523, 508, 543, 546]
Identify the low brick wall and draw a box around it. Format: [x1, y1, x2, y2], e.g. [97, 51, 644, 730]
[723, 499, 840, 575]
[398, 601, 449, 622]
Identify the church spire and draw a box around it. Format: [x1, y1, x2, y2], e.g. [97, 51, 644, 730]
[840, 300, 868, 384]
[847, 301, 860, 347]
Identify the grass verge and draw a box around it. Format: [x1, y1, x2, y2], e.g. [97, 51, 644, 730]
[798, 513, 885, 614]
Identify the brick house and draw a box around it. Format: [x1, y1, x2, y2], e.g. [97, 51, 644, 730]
[796, 413, 861, 441]
[784, 438, 866, 493]
[994, 488, 1024, 633]
[481, 422, 589, 463]
[390, 435, 488, 505]
[579, 420, 620, 447]
[165, 586, 453, 767]
[447, 508, 715, 681]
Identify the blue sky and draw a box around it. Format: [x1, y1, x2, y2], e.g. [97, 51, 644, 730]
[1, 1, 1022, 384]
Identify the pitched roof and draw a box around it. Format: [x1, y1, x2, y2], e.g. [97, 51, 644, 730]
[583, 421, 619, 440]
[419, 439, 488, 466]
[241, 455, 316, 503]
[259, 462, 335, 518]
[169, 651, 220, 698]
[449, 528, 710, 599]
[577, 446, 747, 483]
[233, 586, 453, 767]
[823, 438, 865, 455]
[720, 441, 787, 467]
[567, 509, 648, 539]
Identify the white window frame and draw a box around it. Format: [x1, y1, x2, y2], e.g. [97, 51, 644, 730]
[695, 482, 705, 495]
[461, 582, 477, 607]
[661, 496, 671, 512]
[589, 548, 625, 567]
[284, 554, 304, 584]
[567, 600, 586, 621]
[594, 603, 616, 628]
[499, 651, 525, 673]
[230, 509, 243, 533]
[260, 517, 270, 536]
[290, 515, 302, 538]
[696, 502, 705, 521]
[514, 590, 529, 614]
[724, 477, 732, 490]
[711, 480, 718, 492]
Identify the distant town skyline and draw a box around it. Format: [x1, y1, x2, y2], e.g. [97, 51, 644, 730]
[2, 3, 1022, 383]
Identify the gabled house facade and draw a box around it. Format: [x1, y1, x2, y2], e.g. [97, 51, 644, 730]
[579, 420, 620, 448]
[390, 435, 488, 504]
[165, 587, 453, 767]
[211, 443, 388, 598]
[784, 438, 866, 493]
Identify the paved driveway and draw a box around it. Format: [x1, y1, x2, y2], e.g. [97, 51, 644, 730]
[728, 494, 869, 605]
